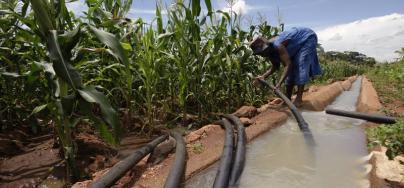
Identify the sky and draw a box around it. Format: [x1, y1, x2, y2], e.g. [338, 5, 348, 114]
[67, 0, 404, 62]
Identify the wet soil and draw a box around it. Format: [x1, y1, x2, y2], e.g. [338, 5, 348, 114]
[0, 130, 149, 188]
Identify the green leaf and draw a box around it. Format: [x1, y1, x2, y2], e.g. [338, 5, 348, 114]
[47, 30, 83, 89]
[217, 10, 230, 21]
[88, 25, 130, 68]
[61, 94, 76, 116]
[30, 0, 54, 37]
[97, 120, 117, 145]
[59, 25, 81, 56]
[0, 10, 12, 15]
[157, 32, 175, 40]
[31, 104, 48, 115]
[156, 3, 163, 34]
[191, 0, 201, 17]
[1, 72, 23, 78]
[78, 86, 121, 140]
[200, 15, 207, 25]
[204, 0, 212, 15]
[120, 42, 132, 51]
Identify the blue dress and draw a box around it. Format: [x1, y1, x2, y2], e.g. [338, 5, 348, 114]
[273, 27, 322, 85]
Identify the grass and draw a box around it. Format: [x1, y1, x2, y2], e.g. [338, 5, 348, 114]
[366, 61, 404, 114]
[366, 118, 404, 159]
[312, 60, 367, 85]
[365, 61, 404, 159]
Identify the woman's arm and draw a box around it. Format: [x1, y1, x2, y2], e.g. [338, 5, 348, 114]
[253, 58, 279, 87]
[276, 44, 292, 88]
[261, 64, 276, 79]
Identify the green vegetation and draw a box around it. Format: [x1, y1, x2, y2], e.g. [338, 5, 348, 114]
[312, 46, 374, 84]
[313, 60, 367, 84]
[367, 118, 404, 159]
[366, 61, 404, 114]
[0, 0, 283, 180]
[364, 55, 403, 160]
[0, 0, 283, 131]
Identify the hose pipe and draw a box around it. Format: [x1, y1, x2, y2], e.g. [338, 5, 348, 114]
[224, 114, 246, 188]
[257, 79, 315, 146]
[164, 131, 187, 188]
[213, 118, 235, 188]
[89, 135, 168, 188]
[257, 79, 308, 130]
[325, 108, 396, 124]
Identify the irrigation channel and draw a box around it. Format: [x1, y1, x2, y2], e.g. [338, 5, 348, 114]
[186, 77, 371, 188]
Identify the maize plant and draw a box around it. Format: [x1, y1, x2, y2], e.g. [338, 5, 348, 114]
[0, 0, 128, 180]
[1, 0, 284, 181]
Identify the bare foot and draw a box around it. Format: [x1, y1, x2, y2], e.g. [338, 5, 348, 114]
[293, 100, 303, 108]
[268, 100, 288, 109]
[269, 98, 283, 105]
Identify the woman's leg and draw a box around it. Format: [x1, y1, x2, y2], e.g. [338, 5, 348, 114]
[285, 84, 294, 100]
[294, 85, 304, 107]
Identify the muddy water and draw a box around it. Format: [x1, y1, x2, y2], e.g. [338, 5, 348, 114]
[186, 78, 370, 188]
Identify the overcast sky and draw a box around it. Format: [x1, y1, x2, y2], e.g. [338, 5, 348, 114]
[67, 0, 404, 62]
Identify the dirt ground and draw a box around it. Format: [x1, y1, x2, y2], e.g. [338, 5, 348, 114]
[383, 100, 404, 117]
[0, 131, 148, 188]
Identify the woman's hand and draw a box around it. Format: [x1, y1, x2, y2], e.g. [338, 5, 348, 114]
[274, 82, 281, 91]
[253, 75, 265, 87]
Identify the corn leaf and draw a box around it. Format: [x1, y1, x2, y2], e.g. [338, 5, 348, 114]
[29, 0, 54, 37]
[204, 0, 212, 15]
[47, 30, 83, 89]
[31, 104, 48, 115]
[191, 0, 201, 17]
[88, 25, 130, 68]
[156, 3, 163, 34]
[59, 26, 81, 56]
[78, 86, 121, 141]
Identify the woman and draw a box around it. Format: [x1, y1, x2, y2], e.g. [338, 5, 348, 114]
[250, 27, 322, 107]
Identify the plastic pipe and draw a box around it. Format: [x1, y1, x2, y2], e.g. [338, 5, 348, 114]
[257, 79, 308, 130]
[164, 132, 187, 188]
[325, 108, 396, 124]
[224, 114, 246, 188]
[213, 118, 235, 188]
[89, 135, 168, 188]
[257, 79, 315, 146]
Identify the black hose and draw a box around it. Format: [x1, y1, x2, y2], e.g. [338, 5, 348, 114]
[213, 118, 235, 188]
[257, 79, 315, 146]
[258, 79, 308, 130]
[224, 114, 246, 188]
[89, 135, 168, 188]
[164, 132, 187, 188]
[325, 108, 396, 124]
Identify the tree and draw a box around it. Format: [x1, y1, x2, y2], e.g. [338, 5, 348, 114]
[395, 48, 404, 62]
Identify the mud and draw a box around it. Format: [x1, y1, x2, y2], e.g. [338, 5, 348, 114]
[0, 132, 124, 188]
[0, 139, 60, 188]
